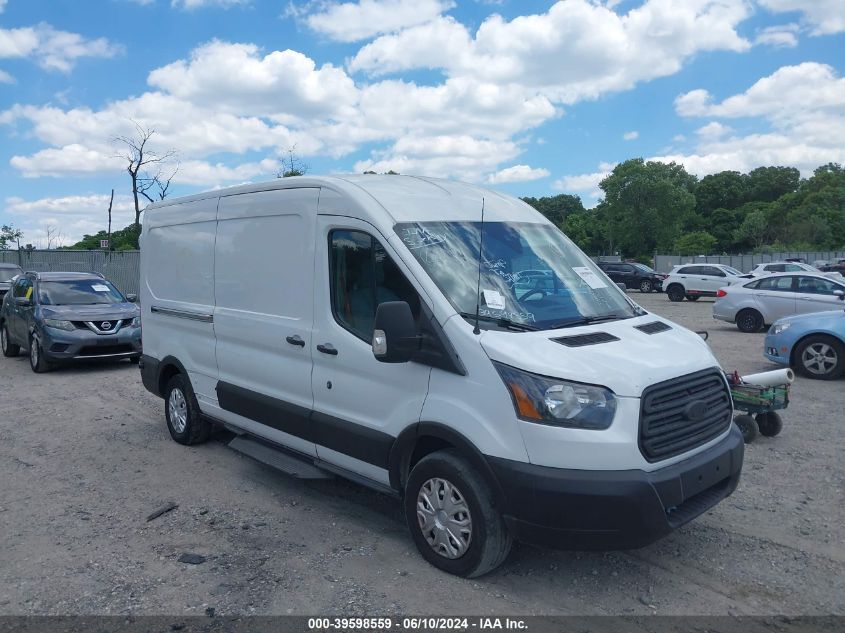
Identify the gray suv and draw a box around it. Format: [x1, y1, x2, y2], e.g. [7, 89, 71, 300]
[0, 271, 142, 372]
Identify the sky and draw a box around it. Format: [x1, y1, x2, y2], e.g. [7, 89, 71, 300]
[1, 0, 844, 246]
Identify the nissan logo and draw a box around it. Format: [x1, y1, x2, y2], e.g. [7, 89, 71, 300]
[100, 321, 112, 330]
[683, 400, 708, 422]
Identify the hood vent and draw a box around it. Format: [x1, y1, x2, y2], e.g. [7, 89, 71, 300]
[635, 321, 672, 335]
[553, 332, 620, 347]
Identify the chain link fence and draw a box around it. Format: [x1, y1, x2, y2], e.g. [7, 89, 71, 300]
[0, 250, 140, 295]
[653, 251, 845, 273]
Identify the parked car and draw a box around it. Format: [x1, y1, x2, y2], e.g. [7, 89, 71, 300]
[765, 301, 845, 380]
[0, 271, 141, 372]
[748, 261, 842, 281]
[0, 263, 22, 298]
[597, 261, 665, 293]
[663, 264, 747, 302]
[138, 175, 743, 577]
[713, 272, 845, 332]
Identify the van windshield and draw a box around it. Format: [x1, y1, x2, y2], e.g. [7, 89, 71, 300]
[395, 221, 639, 330]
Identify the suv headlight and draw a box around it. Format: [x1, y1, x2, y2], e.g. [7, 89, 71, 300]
[493, 362, 616, 430]
[130, 316, 141, 327]
[772, 322, 791, 335]
[43, 318, 75, 331]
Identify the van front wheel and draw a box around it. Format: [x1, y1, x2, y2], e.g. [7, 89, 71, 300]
[404, 449, 512, 578]
[164, 374, 211, 445]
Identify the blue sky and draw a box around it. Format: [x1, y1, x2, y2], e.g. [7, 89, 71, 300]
[1, 0, 844, 245]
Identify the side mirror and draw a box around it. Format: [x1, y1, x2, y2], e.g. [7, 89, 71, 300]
[126, 294, 138, 303]
[15, 297, 31, 307]
[834, 289, 845, 301]
[372, 301, 417, 363]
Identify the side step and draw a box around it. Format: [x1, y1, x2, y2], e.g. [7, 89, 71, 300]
[228, 436, 332, 480]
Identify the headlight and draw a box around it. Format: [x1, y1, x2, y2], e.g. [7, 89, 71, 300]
[493, 362, 616, 430]
[772, 322, 791, 335]
[43, 318, 75, 331]
[130, 316, 141, 327]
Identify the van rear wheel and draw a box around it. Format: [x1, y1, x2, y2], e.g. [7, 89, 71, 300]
[404, 449, 511, 578]
[164, 374, 211, 445]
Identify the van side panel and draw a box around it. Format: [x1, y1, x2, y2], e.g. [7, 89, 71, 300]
[208, 188, 319, 457]
[141, 199, 219, 402]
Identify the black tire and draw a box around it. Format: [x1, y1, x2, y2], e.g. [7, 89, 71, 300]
[756, 412, 783, 437]
[29, 335, 52, 373]
[794, 335, 845, 380]
[736, 308, 764, 333]
[164, 373, 211, 445]
[734, 414, 758, 444]
[639, 280, 653, 293]
[1, 323, 19, 357]
[129, 355, 140, 364]
[404, 449, 512, 578]
[667, 284, 685, 302]
[685, 295, 700, 302]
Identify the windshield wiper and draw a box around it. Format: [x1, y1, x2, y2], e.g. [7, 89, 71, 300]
[458, 312, 538, 332]
[546, 313, 632, 330]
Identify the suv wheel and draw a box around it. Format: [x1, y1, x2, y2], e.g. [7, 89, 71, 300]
[164, 374, 211, 444]
[639, 280, 653, 293]
[29, 335, 52, 373]
[1, 323, 20, 357]
[666, 284, 685, 302]
[404, 449, 512, 577]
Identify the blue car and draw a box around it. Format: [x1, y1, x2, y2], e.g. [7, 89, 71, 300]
[764, 300, 845, 380]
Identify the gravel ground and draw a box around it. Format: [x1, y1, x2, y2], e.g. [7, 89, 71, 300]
[1, 292, 843, 616]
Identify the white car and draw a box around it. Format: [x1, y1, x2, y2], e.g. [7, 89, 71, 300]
[749, 261, 843, 281]
[713, 272, 845, 332]
[664, 264, 748, 302]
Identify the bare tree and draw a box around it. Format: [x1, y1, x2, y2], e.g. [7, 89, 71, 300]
[114, 122, 177, 230]
[276, 145, 308, 178]
[44, 225, 64, 250]
[106, 188, 114, 251]
[139, 162, 180, 203]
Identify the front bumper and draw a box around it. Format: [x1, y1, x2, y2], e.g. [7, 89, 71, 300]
[40, 325, 142, 361]
[487, 424, 743, 550]
[764, 332, 791, 366]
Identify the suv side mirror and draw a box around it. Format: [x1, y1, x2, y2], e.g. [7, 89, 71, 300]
[834, 289, 845, 301]
[372, 301, 418, 363]
[126, 293, 138, 303]
[15, 297, 31, 307]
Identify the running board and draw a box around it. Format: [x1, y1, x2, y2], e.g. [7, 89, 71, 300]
[228, 436, 332, 479]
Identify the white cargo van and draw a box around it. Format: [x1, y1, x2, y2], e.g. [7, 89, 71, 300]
[139, 175, 743, 577]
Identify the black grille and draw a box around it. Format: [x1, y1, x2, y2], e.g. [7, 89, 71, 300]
[78, 344, 133, 356]
[553, 332, 620, 347]
[640, 369, 732, 462]
[635, 321, 672, 334]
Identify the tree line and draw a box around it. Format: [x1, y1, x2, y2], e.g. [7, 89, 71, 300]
[522, 159, 845, 260]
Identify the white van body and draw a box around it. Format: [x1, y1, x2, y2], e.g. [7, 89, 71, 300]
[140, 175, 743, 576]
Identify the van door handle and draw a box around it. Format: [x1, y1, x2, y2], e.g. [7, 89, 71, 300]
[317, 343, 338, 355]
[286, 335, 305, 347]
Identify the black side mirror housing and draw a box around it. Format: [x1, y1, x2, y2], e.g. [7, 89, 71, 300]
[126, 294, 138, 303]
[372, 301, 418, 363]
[15, 297, 31, 307]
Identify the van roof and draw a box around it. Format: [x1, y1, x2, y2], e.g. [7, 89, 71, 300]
[144, 174, 543, 225]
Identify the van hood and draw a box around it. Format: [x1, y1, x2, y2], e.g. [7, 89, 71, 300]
[40, 303, 139, 320]
[479, 315, 719, 398]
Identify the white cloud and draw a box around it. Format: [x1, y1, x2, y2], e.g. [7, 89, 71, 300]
[758, 0, 845, 35]
[553, 162, 616, 203]
[351, 0, 751, 104]
[10, 144, 125, 178]
[174, 158, 278, 186]
[487, 164, 550, 184]
[696, 121, 733, 139]
[0, 0, 6, 13]
[754, 23, 799, 48]
[0, 68, 13, 83]
[623, 130, 638, 141]
[0, 24, 122, 73]
[305, 0, 455, 43]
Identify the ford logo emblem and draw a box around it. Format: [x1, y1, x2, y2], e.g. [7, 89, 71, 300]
[683, 400, 708, 421]
[101, 321, 112, 330]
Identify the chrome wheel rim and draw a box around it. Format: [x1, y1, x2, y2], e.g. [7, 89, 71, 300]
[802, 342, 837, 376]
[30, 339, 38, 366]
[640, 281, 650, 292]
[416, 477, 473, 559]
[168, 388, 188, 433]
[1, 327, 6, 353]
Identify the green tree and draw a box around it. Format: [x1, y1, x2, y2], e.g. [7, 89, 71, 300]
[694, 171, 747, 215]
[746, 166, 800, 203]
[673, 231, 717, 255]
[733, 206, 770, 250]
[0, 224, 23, 250]
[521, 194, 586, 227]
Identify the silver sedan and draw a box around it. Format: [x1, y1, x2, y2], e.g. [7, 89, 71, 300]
[713, 272, 845, 333]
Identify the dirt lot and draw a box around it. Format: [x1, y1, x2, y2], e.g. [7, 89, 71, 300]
[1, 292, 843, 616]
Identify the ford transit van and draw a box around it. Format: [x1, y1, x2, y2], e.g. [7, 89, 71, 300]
[139, 175, 743, 577]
